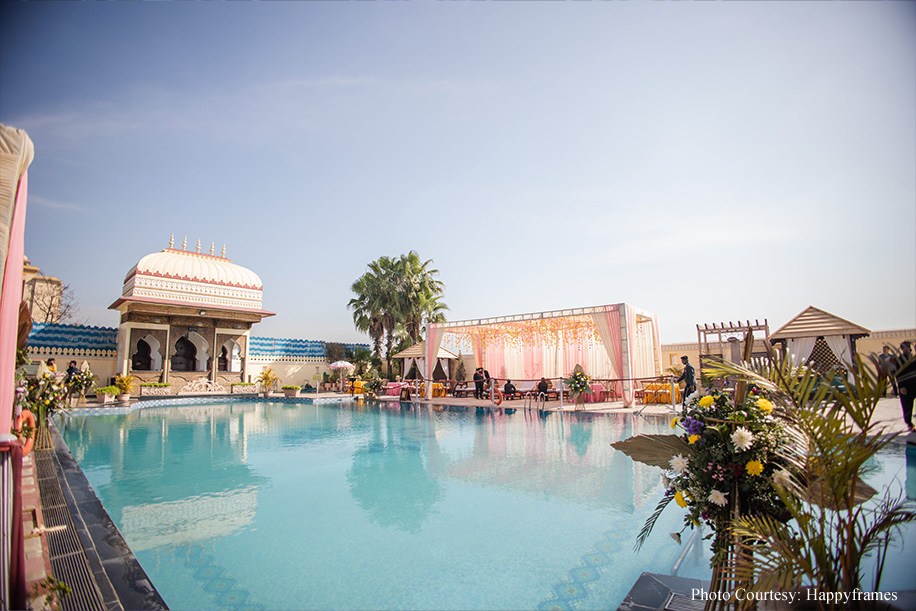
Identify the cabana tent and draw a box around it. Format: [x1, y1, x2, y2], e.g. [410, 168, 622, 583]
[424, 303, 661, 406]
[770, 306, 870, 370]
[392, 341, 458, 381]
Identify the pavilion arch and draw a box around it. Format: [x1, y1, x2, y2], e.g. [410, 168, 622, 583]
[132, 334, 162, 371]
[172, 331, 211, 372]
[187, 331, 211, 371]
[219, 338, 242, 373]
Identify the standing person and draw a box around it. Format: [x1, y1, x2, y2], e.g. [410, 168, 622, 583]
[483, 368, 491, 399]
[473, 368, 484, 400]
[675, 356, 696, 406]
[895, 341, 916, 433]
[878, 346, 898, 397]
[46, 358, 57, 373]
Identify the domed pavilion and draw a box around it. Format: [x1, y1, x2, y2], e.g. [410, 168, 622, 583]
[108, 236, 275, 392]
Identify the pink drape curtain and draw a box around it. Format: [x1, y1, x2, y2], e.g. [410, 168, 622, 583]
[1, 172, 28, 435]
[591, 305, 630, 405]
[482, 339, 506, 381]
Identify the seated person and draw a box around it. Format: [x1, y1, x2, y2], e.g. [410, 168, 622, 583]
[537, 378, 549, 398]
[503, 379, 517, 398]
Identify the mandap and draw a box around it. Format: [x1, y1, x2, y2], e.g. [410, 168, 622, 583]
[423, 303, 662, 406]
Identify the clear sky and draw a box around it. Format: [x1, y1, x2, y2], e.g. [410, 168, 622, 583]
[2, 2, 914, 345]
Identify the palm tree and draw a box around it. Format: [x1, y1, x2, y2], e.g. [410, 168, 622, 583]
[349, 256, 400, 379]
[349, 252, 448, 380]
[348, 275, 384, 359]
[351, 346, 373, 376]
[396, 251, 448, 343]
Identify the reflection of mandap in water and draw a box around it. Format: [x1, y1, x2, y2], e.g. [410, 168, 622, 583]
[120, 487, 258, 550]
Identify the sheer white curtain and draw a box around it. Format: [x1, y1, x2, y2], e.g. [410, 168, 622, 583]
[786, 337, 817, 368]
[425, 323, 445, 398]
[403, 357, 415, 379]
[824, 335, 851, 366]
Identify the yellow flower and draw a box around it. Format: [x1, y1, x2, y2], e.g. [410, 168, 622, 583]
[688, 434, 700, 445]
[746, 460, 764, 476]
[757, 398, 774, 414]
[675, 490, 689, 507]
[699, 396, 714, 408]
[670, 417, 680, 429]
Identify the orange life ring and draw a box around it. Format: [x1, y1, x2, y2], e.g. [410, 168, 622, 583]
[492, 389, 503, 406]
[15, 410, 35, 456]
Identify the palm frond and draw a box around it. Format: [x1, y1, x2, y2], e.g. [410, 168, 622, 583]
[610, 434, 694, 469]
[635, 488, 676, 552]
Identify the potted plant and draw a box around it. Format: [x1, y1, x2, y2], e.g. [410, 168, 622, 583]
[19, 372, 67, 450]
[364, 377, 383, 400]
[94, 386, 120, 404]
[257, 368, 281, 397]
[282, 385, 301, 398]
[67, 369, 97, 407]
[113, 374, 138, 402]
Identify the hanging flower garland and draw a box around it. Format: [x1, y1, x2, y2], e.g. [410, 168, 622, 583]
[445, 315, 601, 352]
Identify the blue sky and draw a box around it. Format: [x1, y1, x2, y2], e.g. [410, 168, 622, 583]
[2, 2, 914, 344]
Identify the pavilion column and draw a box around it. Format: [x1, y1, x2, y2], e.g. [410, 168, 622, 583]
[162, 325, 171, 384]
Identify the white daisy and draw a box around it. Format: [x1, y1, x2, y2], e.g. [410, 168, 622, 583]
[731, 427, 755, 452]
[670, 454, 688, 474]
[708, 489, 728, 507]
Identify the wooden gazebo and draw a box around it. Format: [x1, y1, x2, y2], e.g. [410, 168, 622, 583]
[769, 306, 870, 371]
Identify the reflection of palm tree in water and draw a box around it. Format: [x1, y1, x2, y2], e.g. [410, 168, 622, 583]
[347, 411, 445, 533]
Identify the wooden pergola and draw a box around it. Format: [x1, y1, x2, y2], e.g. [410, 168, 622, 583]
[697, 319, 770, 373]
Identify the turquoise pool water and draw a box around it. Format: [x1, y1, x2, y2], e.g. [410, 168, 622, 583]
[57, 400, 914, 610]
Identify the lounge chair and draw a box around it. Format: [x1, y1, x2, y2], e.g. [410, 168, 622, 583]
[541, 381, 569, 401]
[453, 381, 475, 398]
[513, 380, 537, 399]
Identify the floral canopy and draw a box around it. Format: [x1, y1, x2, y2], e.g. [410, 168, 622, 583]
[424, 303, 662, 405]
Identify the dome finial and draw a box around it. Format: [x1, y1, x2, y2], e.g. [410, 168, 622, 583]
[182, 236, 187, 250]
[210, 241, 215, 255]
[169, 234, 174, 248]
[221, 244, 226, 257]
[196, 238, 201, 253]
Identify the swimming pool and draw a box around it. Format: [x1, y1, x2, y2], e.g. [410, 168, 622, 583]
[56, 400, 914, 610]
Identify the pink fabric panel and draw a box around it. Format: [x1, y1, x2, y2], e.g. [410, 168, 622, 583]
[603, 306, 630, 405]
[483, 339, 506, 381]
[1, 171, 28, 435]
[522, 345, 542, 381]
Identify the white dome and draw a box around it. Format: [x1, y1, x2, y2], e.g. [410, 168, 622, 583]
[121, 247, 265, 311]
[127, 248, 263, 289]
